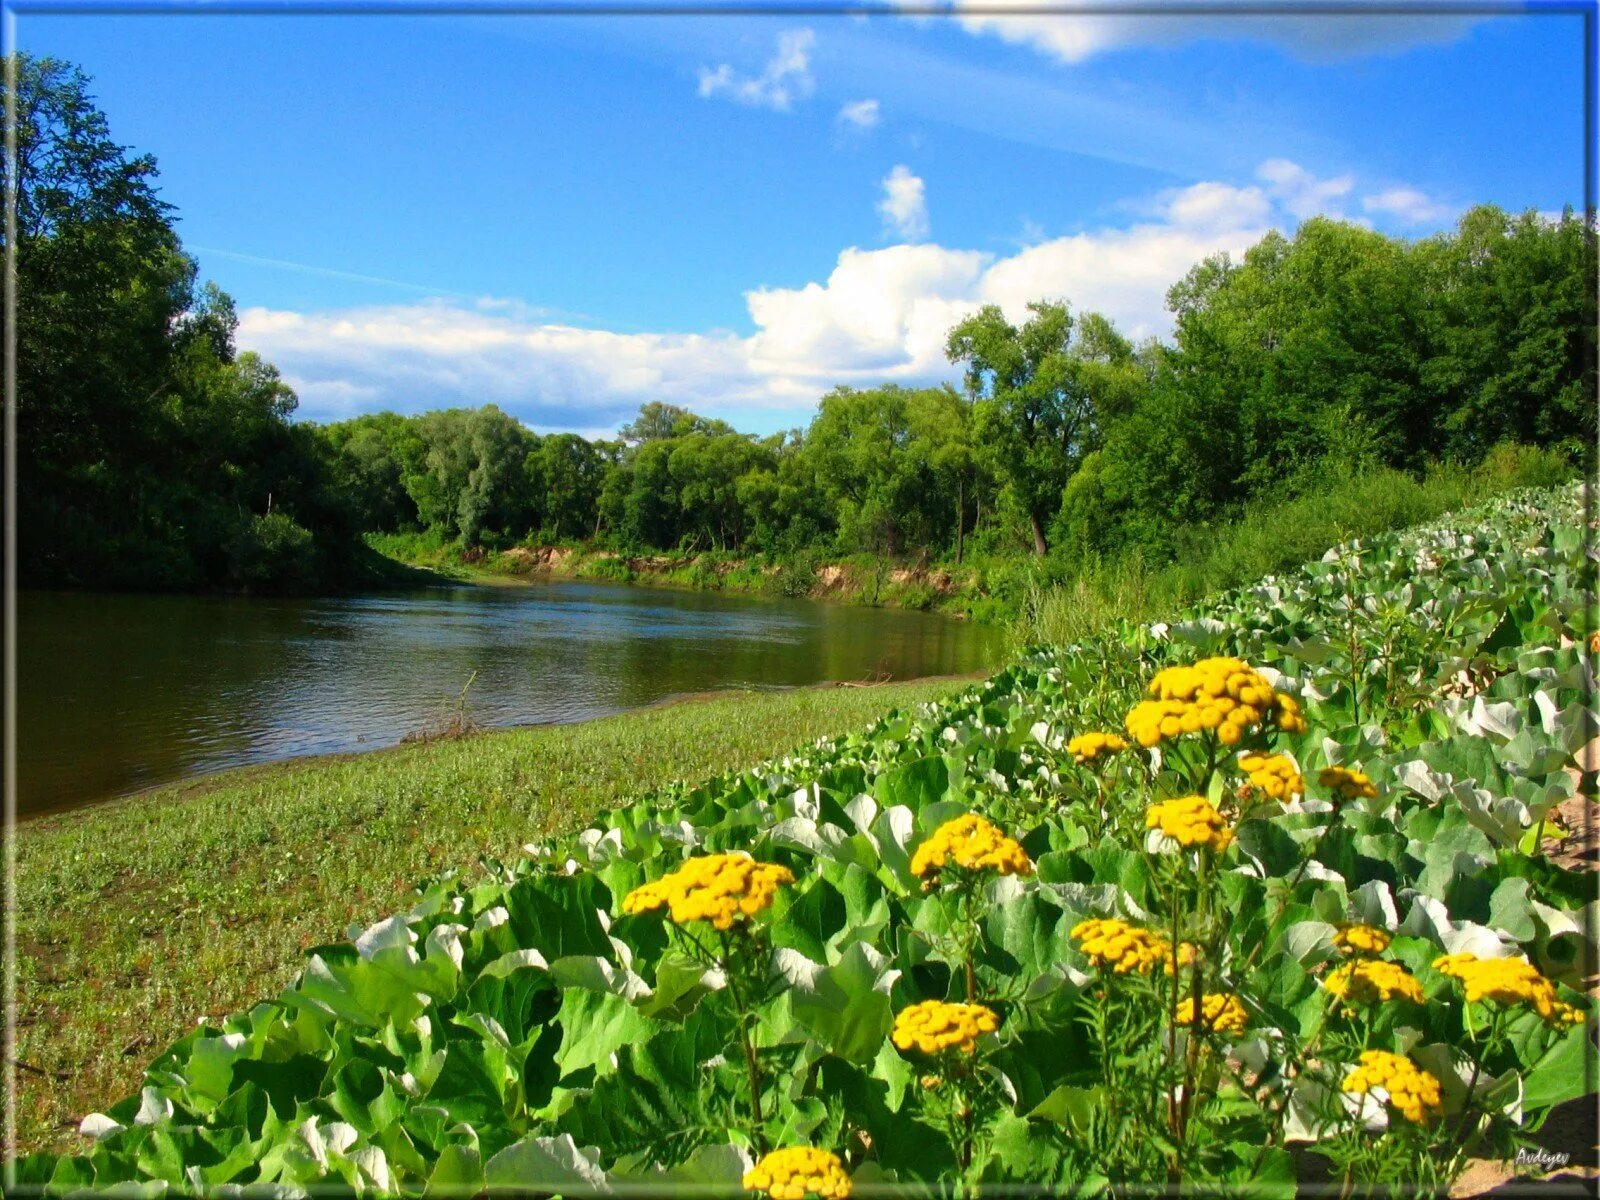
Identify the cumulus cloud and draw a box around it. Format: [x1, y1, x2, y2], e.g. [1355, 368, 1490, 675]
[1256, 158, 1356, 220]
[1362, 186, 1453, 223]
[239, 158, 1451, 433]
[697, 29, 815, 111]
[941, 1, 1480, 65]
[877, 165, 930, 240]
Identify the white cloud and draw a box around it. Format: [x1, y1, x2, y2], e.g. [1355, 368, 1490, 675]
[240, 158, 1453, 434]
[877, 165, 930, 240]
[1160, 181, 1273, 233]
[1256, 158, 1356, 220]
[941, 1, 1481, 65]
[1362, 186, 1452, 223]
[697, 29, 815, 111]
[837, 98, 881, 129]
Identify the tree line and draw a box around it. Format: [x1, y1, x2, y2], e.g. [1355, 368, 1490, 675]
[8, 53, 1595, 594]
[322, 207, 1595, 571]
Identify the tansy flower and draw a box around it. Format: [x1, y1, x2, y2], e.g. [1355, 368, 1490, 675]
[1146, 795, 1234, 853]
[621, 852, 794, 931]
[1318, 766, 1378, 802]
[1072, 918, 1175, 975]
[1067, 731, 1128, 765]
[1238, 752, 1304, 801]
[891, 1000, 999, 1056]
[743, 1147, 852, 1200]
[1325, 959, 1424, 1006]
[1125, 657, 1307, 749]
[1433, 954, 1586, 1025]
[1342, 1051, 1443, 1125]
[1332, 923, 1392, 956]
[1175, 993, 1250, 1038]
[910, 814, 1033, 880]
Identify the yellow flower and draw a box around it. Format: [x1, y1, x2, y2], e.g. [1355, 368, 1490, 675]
[1146, 795, 1234, 853]
[1237, 752, 1304, 802]
[1067, 731, 1128, 765]
[910, 814, 1033, 880]
[621, 852, 794, 931]
[891, 1000, 999, 1056]
[1318, 766, 1378, 802]
[1125, 657, 1308, 749]
[1325, 959, 1424, 1005]
[1071, 918, 1193, 975]
[743, 1147, 852, 1200]
[1332, 923, 1392, 956]
[1433, 954, 1586, 1025]
[1175, 992, 1250, 1038]
[1342, 1051, 1443, 1125]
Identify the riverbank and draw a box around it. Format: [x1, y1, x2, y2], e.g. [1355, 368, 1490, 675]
[9, 676, 967, 1155]
[369, 533, 1007, 619]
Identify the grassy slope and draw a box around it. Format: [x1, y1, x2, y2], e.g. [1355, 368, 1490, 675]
[10, 679, 962, 1155]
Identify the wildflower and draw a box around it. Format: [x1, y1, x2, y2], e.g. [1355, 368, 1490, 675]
[743, 1147, 852, 1200]
[621, 852, 794, 931]
[891, 1000, 999, 1056]
[910, 814, 1033, 880]
[1433, 954, 1586, 1026]
[1318, 766, 1378, 802]
[1325, 959, 1424, 1005]
[1332, 923, 1392, 956]
[1146, 795, 1234, 853]
[1342, 1051, 1443, 1125]
[1238, 752, 1304, 801]
[1067, 731, 1128, 765]
[1175, 992, 1250, 1038]
[1071, 917, 1189, 975]
[1125, 657, 1308, 749]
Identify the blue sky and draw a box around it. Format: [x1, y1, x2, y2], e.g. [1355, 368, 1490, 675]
[17, 4, 1589, 435]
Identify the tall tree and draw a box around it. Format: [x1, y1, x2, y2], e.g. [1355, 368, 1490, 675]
[946, 301, 1137, 557]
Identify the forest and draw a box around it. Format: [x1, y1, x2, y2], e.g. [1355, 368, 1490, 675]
[9, 52, 1596, 596]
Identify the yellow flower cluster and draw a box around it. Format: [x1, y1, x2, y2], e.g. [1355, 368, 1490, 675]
[891, 1000, 1000, 1056]
[1174, 992, 1250, 1038]
[1433, 954, 1585, 1025]
[909, 814, 1033, 880]
[1238, 752, 1304, 801]
[1332, 923, 1392, 956]
[1146, 795, 1235, 853]
[1325, 959, 1424, 1005]
[1067, 731, 1128, 765]
[1318, 766, 1378, 802]
[1342, 1051, 1443, 1125]
[1125, 657, 1309, 748]
[1071, 918, 1193, 975]
[621, 852, 794, 931]
[742, 1147, 852, 1200]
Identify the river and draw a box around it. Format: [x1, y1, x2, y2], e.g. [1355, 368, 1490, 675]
[18, 581, 1002, 817]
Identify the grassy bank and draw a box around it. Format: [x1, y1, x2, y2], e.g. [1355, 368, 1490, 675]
[1012, 446, 1578, 646]
[9, 678, 964, 1156]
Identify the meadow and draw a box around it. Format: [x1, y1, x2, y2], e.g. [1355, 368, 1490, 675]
[10, 479, 1594, 1196]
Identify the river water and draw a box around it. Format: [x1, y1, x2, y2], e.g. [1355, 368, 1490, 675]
[18, 581, 1001, 816]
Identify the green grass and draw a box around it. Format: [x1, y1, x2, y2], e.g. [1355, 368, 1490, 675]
[1011, 446, 1577, 648]
[9, 678, 965, 1156]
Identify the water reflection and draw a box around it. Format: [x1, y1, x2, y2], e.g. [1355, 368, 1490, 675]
[19, 582, 1000, 816]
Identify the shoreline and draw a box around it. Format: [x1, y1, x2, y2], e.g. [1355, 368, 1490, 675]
[15, 669, 990, 833]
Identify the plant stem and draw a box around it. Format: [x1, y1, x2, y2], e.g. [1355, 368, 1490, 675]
[719, 931, 768, 1153]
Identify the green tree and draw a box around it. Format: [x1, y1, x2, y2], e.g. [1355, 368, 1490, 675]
[946, 302, 1139, 557]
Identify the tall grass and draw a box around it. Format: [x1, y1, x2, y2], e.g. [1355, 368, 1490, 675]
[1012, 445, 1576, 649]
